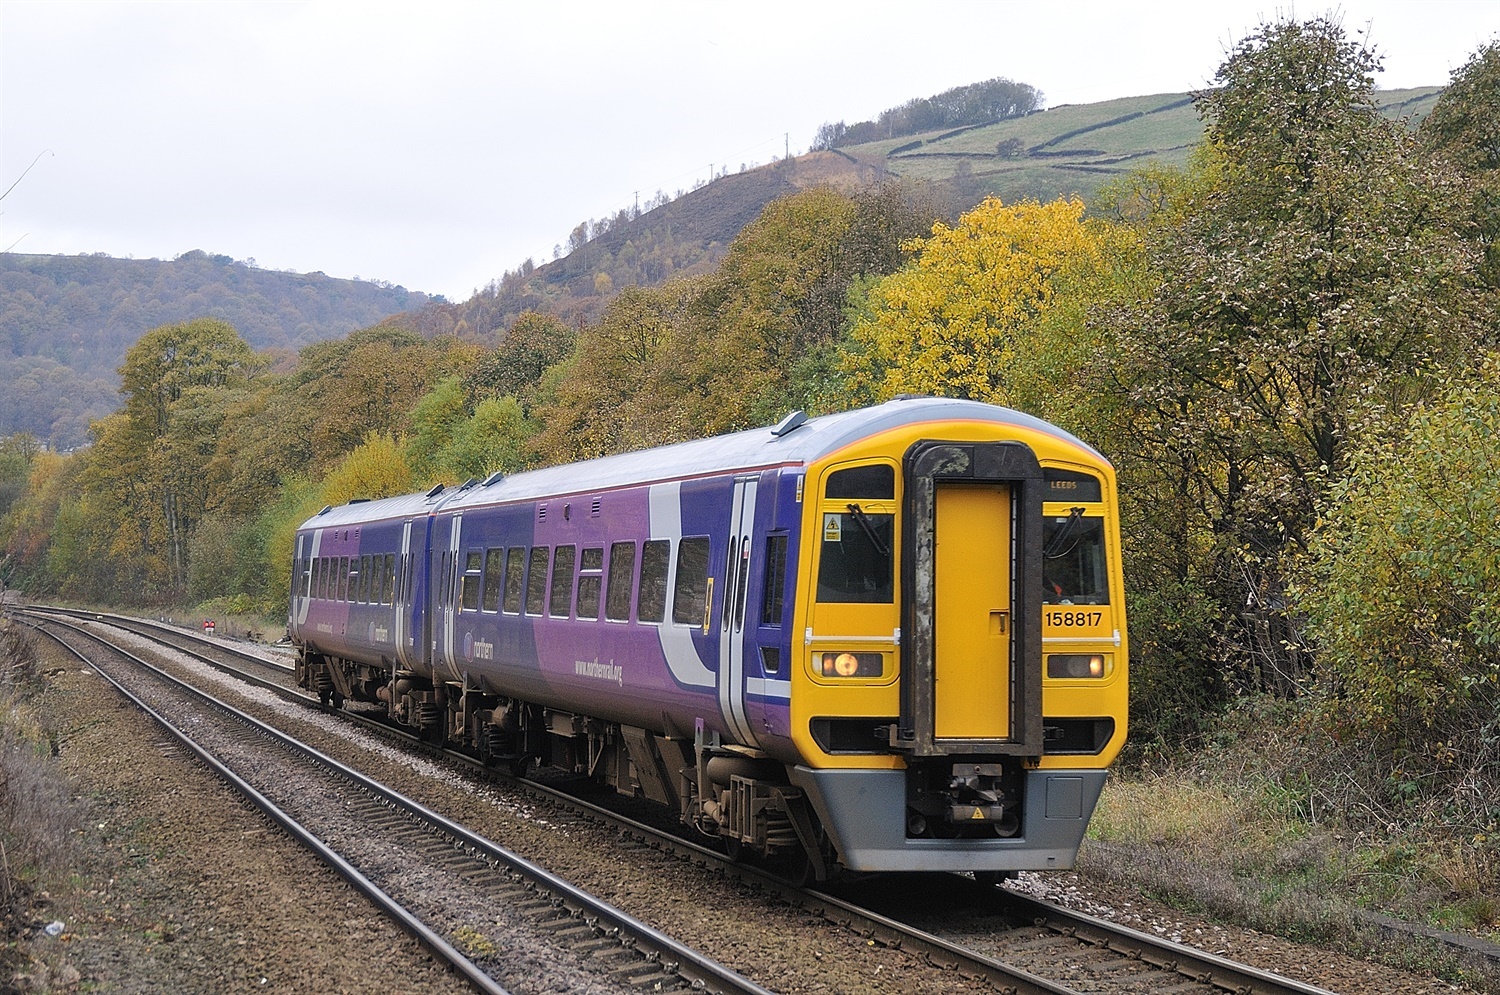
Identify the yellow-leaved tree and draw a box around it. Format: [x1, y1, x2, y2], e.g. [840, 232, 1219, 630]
[842, 196, 1137, 428]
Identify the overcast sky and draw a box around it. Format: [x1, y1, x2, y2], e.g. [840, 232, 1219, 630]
[2, 1, 1496, 302]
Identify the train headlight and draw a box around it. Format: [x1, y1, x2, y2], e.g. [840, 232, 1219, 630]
[1047, 653, 1108, 679]
[819, 651, 883, 678]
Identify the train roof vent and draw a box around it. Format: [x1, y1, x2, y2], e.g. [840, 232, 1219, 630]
[483, 471, 505, 487]
[771, 409, 807, 437]
[591, 497, 602, 517]
[426, 484, 445, 498]
[347, 497, 370, 504]
[316, 505, 332, 516]
[459, 477, 477, 490]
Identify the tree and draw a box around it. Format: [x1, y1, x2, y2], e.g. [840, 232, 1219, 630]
[1101, 16, 1488, 699]
[843, 196, 1126, 414]
[1422, 41, 1500, 282]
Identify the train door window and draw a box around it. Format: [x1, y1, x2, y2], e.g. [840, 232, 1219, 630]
[525, 547, 549, 616]
[482, 548, 503, 612]
[503, 548, 524, 613]
[761, 533, 788, 625]
[732, 539, 752, 631]
[638, 540, 670, 623]
[577, 546, 604, 619]
[360, 555, 372, 602]
[461, 551, 483, 612]
[370, 555, 383, 605]
[383, 553, 396, 604]
[721, 539, 739, 633]
[339, 556, 350, 601]
[671, 537, 711, 627]
[606, 541, 636, 621]
[549, 545, 576, 618]
[438, 552, 449, 606]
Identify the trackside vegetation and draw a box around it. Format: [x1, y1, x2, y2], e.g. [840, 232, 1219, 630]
[1, 15, 1497, 981]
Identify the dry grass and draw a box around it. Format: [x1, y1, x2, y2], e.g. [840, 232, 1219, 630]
[0, 621, 79, 910]
[1087, 699, 1500, 990]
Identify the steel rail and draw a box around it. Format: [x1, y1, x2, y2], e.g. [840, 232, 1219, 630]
[994, 889, 1338, 995]
[23, 615, 510, 995]
[24, 614, 776, 995]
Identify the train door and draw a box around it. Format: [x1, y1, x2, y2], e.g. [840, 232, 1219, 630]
[717, 477, 760, 747]
[897, 441, 1042, 758]
[394, 519, 414, 668]
[293, 530, 318, 627]
[934, 484, 1012, 739]
[439, 513, 462, 681]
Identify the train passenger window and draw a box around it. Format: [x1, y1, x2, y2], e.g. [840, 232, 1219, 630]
[339, 556, 350, 601]
[312, 558, 323, 600]
[761, 534, 788, 625]
[461, 551, 482, 612]
[816, 510, 893, 603]
[503, 548, 524, 613]
[482, 548, 503, 612]
[370, 556, 384, 605]
[360, 555, 372, 602]
[525, 547, 549, 615]
[825, 464, 895, 500]
[1042, 513, 1110, 605]
[671, 537, 711, 626]
[322, 557, 332, 600]
[580, 547, 604, 571]
[638, 540, 670, 623]
[577, 546, 603, 619]
[549, 545, 576, 617]
[383, 554, 396, 604]
[606, 541, 636, 621]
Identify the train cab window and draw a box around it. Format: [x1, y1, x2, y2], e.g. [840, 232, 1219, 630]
[761, 533, 788, 625]
[549, 545, 576, 617]
[1042, 511, 1110, 605]
[671, 537, 711, 627]
[482, 548, 503, 612]
[606, 541, 636, 621]
[503, 548, 524, 613]
[638, 540, 670, 623]
[383, 553, 396, 604]
[525, 547, 549, 615]
[577, 546, 604, 619]
[817, 510, 893, 603]
[460, 551, 483, 612]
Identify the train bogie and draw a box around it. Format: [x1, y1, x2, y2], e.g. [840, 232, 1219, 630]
[288, 397, 1128, 879]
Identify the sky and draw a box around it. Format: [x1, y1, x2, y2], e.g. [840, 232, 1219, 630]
[2, 1, 1496, 303]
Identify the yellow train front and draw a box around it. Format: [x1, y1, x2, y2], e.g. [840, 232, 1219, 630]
[780, 399, 1127, 875]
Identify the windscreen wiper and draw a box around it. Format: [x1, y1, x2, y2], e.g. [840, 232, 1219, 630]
[846, 503, 889, 557]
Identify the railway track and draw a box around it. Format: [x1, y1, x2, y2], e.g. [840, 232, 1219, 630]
[19, 607, 1340, 995]
[21, 612, 774, 995]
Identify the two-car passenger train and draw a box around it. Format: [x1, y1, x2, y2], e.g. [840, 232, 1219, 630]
[288, 396, 1128, 880]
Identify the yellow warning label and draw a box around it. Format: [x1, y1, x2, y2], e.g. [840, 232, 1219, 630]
[823, 514, 842, 543]
[971, 807, 985, 820]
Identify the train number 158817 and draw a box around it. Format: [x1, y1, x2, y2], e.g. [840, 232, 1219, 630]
[1045, 610, 1103, 628]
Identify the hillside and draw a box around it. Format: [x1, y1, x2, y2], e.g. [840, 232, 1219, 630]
[420, 86, 1442, 342]
[0, 250, 434, 449]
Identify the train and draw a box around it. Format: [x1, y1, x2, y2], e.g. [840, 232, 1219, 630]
[287, 396, 1128, 881]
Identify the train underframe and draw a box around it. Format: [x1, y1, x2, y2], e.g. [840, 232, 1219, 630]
[297, 649, 1041, 882]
